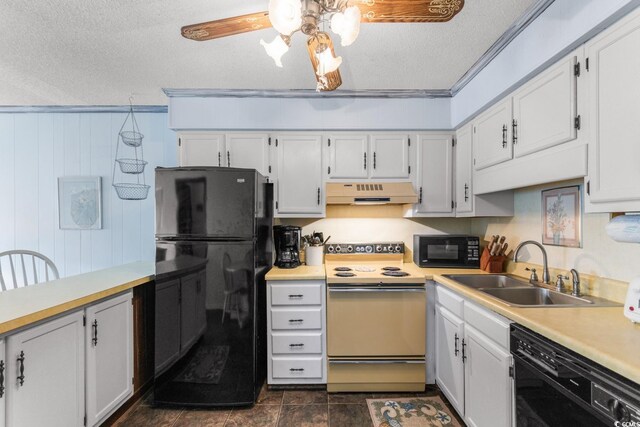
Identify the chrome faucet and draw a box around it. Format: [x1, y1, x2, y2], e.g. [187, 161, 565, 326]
[513, 240, 550, 285]
[570, 269, 581, 297]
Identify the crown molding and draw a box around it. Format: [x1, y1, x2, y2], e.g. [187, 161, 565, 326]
[0, 105, 168, 113]
[162, 88, 452, 99]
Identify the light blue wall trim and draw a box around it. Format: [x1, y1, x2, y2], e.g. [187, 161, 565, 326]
[162, 88, 452, 99]
[0, 105, 168, 114]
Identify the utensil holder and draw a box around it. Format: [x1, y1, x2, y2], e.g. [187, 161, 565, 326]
[305, 246, 324, 266]
[480, 247, 506, 273]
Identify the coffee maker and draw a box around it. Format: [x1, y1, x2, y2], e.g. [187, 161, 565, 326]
[273, 225, 301, 268]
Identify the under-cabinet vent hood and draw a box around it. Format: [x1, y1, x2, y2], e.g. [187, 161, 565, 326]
[326, 182, 418, 205]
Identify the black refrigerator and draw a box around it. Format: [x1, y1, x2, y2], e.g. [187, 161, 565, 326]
[153, 167, 272, 407]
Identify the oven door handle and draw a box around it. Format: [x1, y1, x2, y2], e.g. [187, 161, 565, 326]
[328, 287, 425, 293]
[329, 360, 425, 365]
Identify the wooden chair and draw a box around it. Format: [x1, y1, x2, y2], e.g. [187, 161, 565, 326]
[0, 250, 60, 291]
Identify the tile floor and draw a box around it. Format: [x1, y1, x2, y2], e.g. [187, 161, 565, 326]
[113, 385, 464, 426]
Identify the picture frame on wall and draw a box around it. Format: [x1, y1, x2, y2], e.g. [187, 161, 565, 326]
[58, 176, 102, 230]
[541, 185, 582, 247]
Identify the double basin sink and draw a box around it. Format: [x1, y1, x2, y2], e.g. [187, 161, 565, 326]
[442, 274, 621, 307]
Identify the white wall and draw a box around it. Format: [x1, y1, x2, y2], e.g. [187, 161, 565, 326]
[471, 180, 640, 283]
[0, 112, 176, 278]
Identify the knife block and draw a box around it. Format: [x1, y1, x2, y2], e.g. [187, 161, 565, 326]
[480, 247, 506, 273]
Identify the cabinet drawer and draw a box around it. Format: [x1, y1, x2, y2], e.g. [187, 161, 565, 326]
[271, 283, 323, 306]
[272, 357, 323, 379]
[464, 301, 511, 348]
[436, 286, 465, 318]
[271, 308, 322, 330]
[272, 333, 323, 355]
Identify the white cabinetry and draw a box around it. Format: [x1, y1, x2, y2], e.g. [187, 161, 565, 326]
[179, 133, 225, 167]
[274, 134, 324, 217]
[473, 99, 513, 171]
[435, 285, 513, 426]
[0, 338, 4, 427]
[6, 311, 85, 427]
[225, 133, 271, 178]
[413, 134, 453, 216]
[267, 280, 326, 385]
[585, 8, 640, 212]
[85, 292, 133, 427]
[370, 134, 410, 179]
[326, 134, 368, 179]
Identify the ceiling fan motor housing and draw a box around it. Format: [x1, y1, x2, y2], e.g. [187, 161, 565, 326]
[301, 0, 322, 35]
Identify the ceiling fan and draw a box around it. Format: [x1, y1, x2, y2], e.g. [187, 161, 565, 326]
[182, 0, 464, 91]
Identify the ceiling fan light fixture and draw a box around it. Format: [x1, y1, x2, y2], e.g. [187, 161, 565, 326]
[268, 0, 303, 36]
[330, 5, 361, 47]
[314, 34, 342, 76]
[260, 35, 291, 67]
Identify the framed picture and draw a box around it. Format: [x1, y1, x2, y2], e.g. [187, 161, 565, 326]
[541, 185, 582, 247]
[58, 176, 102, 230]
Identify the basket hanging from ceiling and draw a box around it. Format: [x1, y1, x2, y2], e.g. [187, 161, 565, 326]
[112, 101, 149, 200]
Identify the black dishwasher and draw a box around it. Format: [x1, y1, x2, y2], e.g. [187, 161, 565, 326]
[511, 324, 640, 426]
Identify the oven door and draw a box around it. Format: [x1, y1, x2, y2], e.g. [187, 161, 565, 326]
[327, 285, 426, 357]
[513, 355, 609, 426]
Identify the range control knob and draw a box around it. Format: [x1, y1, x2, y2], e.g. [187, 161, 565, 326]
[376, 245, 382, 253]
[394, 245, 402, 253]
[365, 245, 373, 253]
[347, 245, 354, 253]
[335, 245, 342, 252]
[327, 245, 335, 253]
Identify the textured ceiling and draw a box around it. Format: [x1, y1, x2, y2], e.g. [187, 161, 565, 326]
[0, 0, 536, 105]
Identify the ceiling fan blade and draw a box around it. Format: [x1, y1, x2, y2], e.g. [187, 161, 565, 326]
[357, 0, 464, 23]
[182, 12, 272, 41]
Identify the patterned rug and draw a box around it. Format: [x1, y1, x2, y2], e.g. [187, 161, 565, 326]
[174, 345, 230, 384]
[367, 397, 462, 427]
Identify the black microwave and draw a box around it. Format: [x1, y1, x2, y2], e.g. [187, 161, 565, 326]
[413, 235, 480, 268]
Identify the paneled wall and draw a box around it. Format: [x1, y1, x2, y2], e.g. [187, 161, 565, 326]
[0, 112, 176, 278]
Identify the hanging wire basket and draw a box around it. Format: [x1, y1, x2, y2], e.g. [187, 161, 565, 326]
[116, 158, 148, 174]
[112, 183, 150, 200]
[119, 130, 144, 147]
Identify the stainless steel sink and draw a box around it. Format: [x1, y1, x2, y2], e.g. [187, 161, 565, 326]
[443, 274, 532, 289]
[480, 287, 593, 307]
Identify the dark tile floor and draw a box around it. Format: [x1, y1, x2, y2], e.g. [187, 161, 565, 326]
[114, 385, 464, 427]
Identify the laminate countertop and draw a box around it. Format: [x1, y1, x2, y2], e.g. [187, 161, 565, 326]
[434, 273, 640, 386]
[0, 262, 154, 335]
[265, 265, 326, 281]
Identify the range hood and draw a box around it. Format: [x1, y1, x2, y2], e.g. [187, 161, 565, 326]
[326, 182, 418, 205]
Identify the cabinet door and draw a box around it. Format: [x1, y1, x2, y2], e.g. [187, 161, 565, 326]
[225, 133, 271, 178]
[513, 55, 577, 158]
[274, 134, 324, 216]
[464, 325, 512, 427]
[179, 133, 225, 167]
[586, 10, 640, 203]
[473, 99, 513, 170]
[6, 311, 85, 427]
[455, 125, 473, 213]
[86, 292, 134, 427]
[0, 338, 4, 427]
[155, 278, 181, 374]
[415, 134, 453, 214]
[180, 273, 203, 353]
[326, 134, 368, 179]
[370, 134, 410, 179]
[435, 305, 465, 416]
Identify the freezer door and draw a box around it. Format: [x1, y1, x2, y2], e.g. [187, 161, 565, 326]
[155, 167, 257, 239]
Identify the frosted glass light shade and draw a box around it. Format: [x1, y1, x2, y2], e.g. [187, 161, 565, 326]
[260, 35, 290, 67]
[330, 6, 361, 46]
[316, 48, 342, 75]
[268, 0, 302, 36]
[306, 32, 342, 91]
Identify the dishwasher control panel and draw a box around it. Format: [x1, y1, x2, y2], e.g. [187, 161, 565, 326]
[592, 383, 640, 424]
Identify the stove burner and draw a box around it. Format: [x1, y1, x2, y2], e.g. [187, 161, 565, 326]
[382, 271, 409, 277]
[335, 272, 356, 277]
[334, 267, 353, 272]
[382, 266, 401, 271]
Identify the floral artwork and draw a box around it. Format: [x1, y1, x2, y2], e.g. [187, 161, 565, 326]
[542, 186, 581, 247]
[58, 177, 102, 230]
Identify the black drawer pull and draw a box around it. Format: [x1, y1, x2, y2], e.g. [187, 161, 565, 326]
[17, 351, 25, 387]
[289, 368, 305, 372]
[288, 319, 304, 323]
[0, 360, 4, 398]
[288, 294, 304, 299]
[289, 343, 305, 348]
[92, 319, 98, 346]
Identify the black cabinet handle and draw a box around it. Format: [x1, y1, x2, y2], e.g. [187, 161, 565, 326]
[0, 360, 4, 398]
[464, 184, 469, 202]
[92, 319, 98, 346]
[502, 125, 508, 148]
[317, 188, 321, 205]
[364, 152, 367, 170]
[17, 351, 25, 387]
[288, 319, 304, 323]
[373, 152, 377, 169]
[419, 187, 423, 204]
[288, 294, 303, 299]
[289, 368, 305, 372]
[512, 119, 518, 144]
[289, 343, 305, 348]
[227, 151, 231, 167]
[218, 152, 221, 167]
[454, 333, 459, 356]
[462, 339, 467, 362]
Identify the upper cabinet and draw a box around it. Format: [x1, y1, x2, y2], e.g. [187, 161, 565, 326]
[413, 134, 454, 216]
[370, 134, 411, 179]
[179, 133, 225, 167]
[225, 133, 272, 178]
[512, 55, 578, 158]
[473, 99, 513, 171]
[584, 8, 640, 213]
[326, 134, 368, 179]
[274, 134, 324, 217]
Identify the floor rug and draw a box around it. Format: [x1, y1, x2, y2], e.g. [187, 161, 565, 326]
[174, 345, 230, 384]
[367, 397, 462, 427]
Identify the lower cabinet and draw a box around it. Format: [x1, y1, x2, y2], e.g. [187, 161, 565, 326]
[435, 285, 513, 427]
[6, 311, 85, 427]
[85, 292, 134, 427]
